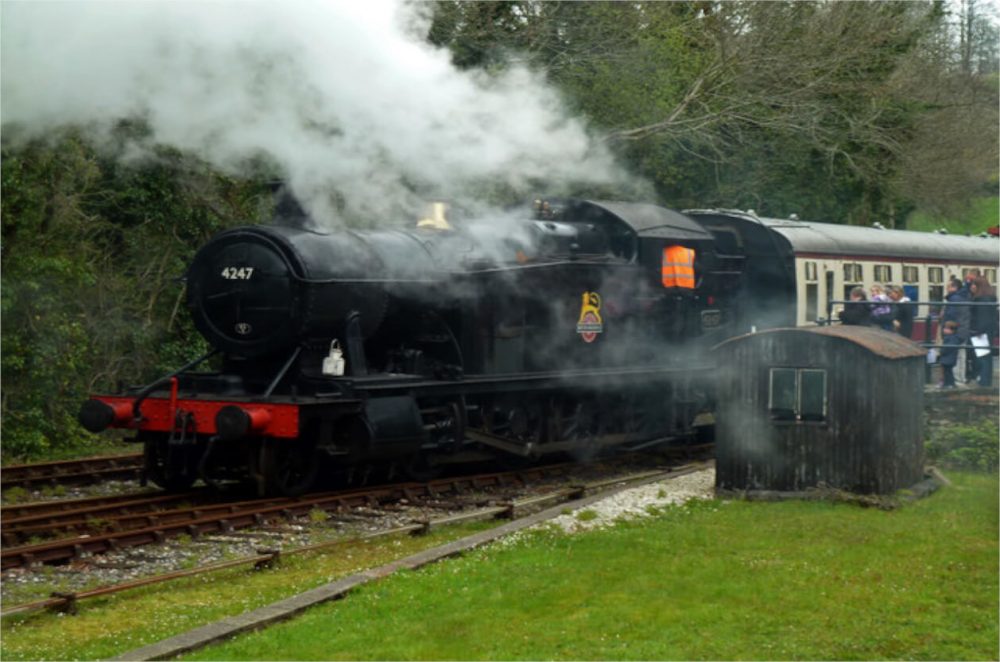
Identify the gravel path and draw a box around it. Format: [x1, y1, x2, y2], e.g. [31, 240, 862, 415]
[541, 467, 715, 533]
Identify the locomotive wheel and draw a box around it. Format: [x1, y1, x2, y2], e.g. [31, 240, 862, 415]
[259, 439, 319, 497]
[556, 400, 604, 462]
[403, 453, 442, 482]
[143, 437, 197, 492]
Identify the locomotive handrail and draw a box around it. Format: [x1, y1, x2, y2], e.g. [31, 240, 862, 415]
[286, 258, 641, 284]
[131, 350, 220, 419]
[264, 346, 303, 398]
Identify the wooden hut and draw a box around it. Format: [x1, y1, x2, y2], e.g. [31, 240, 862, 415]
[713, 326, 926, 495]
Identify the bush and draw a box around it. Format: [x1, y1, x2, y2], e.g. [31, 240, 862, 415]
[926, 419, 999, 472]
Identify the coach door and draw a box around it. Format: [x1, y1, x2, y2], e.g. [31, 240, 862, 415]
[824, 269, 835, 323]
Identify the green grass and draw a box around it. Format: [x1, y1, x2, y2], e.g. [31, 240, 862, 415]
[0, 523, 495, 661]
[906, 197, 999, 235]
[190, 472, 998, 661]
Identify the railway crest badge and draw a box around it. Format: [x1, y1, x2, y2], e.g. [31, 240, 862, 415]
[576, 291, 603, 343]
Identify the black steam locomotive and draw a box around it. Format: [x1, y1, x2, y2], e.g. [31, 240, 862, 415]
[80, 199, 739, 495]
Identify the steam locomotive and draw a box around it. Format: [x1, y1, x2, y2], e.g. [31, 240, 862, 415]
[79, 199, 736, 495]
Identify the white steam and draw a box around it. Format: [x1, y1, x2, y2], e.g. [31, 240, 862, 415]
[1, 1, 640, 226]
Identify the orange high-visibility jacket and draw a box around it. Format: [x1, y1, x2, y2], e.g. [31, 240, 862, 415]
[661, 245, 695, 288]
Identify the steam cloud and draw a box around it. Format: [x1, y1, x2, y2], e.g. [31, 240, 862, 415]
[1, 1, 642, 226]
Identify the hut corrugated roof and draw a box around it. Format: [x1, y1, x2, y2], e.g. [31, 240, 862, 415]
[714, 325, 927, 360]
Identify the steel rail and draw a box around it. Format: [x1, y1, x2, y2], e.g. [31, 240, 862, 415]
[2, 491, 312, 546]
[1, 453, 143, 490]
[1, 490, 176, 521]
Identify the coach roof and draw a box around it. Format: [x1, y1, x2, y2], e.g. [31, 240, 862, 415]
[687, 209, 999, 263]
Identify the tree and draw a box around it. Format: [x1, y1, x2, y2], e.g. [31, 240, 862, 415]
[424, 1, 997, 224]
[0, 128, 268, 459]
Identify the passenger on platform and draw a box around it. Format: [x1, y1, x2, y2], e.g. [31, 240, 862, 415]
[888, 285, 915, 338]
[939, 321, 962, 389]
[870, 284, 893, 330]
[838, 286, 871, 326]
[964, 268, 982, 288]
[968, 277, 998, 388]
[941, 277, 971, 384]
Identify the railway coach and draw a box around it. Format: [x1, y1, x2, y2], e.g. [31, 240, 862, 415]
[686, 209, 999, 338]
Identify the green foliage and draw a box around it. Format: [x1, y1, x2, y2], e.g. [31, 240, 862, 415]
[2, 487, 29, 504]
[426, 1, 996, 224]
[308, 507, 329, 524]
[0, 130, 268, 461]
[926, 419, 1000, 472]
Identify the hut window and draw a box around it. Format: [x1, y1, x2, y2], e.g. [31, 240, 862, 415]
[874, 265, 892, 282]
[769, 368, 827, 422]
[769, 369, 798, 420]
[799, 370, 827, 421]
[928, 267, 943, 284]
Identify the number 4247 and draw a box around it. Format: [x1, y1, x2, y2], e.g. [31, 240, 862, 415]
[221, 267, 254, 280]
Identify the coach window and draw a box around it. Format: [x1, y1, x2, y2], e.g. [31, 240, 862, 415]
[987, 269, 997, 285]
[769, 368, 827, 423]
[928, 266, 944, 305]
[804, 261, 819, 321]
[902, 266, 920, 302]
[843, 262, 862, 300]
[874, 264, 892, 283]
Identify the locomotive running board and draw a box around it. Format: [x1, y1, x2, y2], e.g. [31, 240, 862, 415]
[343, 364, 714, 398]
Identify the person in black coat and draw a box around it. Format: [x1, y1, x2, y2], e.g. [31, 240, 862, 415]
[968, 277, 999, 387]
[941, 277, 971, 383]
[939, 321, 962, 388]
[838, 287, 872, 326]
[888, 285, 915, 338]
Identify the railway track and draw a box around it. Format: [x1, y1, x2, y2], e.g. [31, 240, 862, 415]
[0, 464, 576, 570]
[2, 460, 712, 619]
[1, 453, 143, 491]
[1, 489, 234, 546]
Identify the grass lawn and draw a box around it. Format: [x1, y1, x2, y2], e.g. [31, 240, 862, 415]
[906, 197, 999, 235]
[190, 472, 998, 661]
[0, 523, 496, 661]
